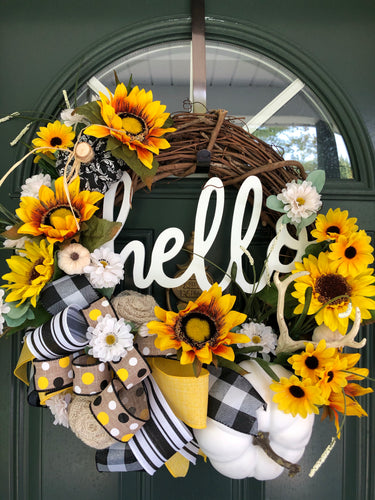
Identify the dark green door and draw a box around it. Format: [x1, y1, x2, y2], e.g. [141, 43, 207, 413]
[1, 2, 374, 499]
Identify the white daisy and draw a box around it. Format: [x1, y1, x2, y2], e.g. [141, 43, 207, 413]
[84, 246, 124, 289]
[58, 243, 91, 275]
[237, 321, 278, 358]
[86, 314, 134, 362]
[277, 180, 322, 223]
[45, 393, 72, 428]
[60, 108, 89, 127]
[20, 173, 51, 199]
[0, 290, 10, 336]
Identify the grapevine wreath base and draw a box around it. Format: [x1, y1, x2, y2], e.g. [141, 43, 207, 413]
[1, 80, 374, 481]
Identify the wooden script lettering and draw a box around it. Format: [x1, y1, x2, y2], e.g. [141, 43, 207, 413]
[102, 173, 308, 293]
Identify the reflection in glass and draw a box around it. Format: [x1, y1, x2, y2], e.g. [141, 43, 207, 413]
[78, 41, 352, 179]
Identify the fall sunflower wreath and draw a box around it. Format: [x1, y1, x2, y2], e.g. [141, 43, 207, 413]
[0, 78, 374, 480]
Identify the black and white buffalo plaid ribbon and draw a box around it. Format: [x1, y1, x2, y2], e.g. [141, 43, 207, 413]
[207, 367, 266, 435]
[96, 375, 199, 474]
[40, 274, 100, 315]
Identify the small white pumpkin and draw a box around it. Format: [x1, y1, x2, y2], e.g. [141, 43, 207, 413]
[194, 360, 314, 480]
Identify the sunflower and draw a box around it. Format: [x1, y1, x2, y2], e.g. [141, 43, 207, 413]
[16, 176, 103, 244]
[147, 283, 248, 365]
[84, 84, 175, 170]
[337, 352, 370, 381]
[326, 384, 372, 437]
[316, 356, 349, 401]
[288, 339, 337, 383]
[2, 239, 54, 307]
[270, 375, 324, 418]
[311, 208, 358, 242]
[292, 252, 375, 334]
[328, 230, 374, 274]
[32, 120, 75, 154]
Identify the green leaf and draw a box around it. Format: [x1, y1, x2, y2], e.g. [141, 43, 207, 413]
[273, 350, 294, 367]
[295, 212, 318, 235]
[0, 204, 19, 225]
[252, 357, 280, 382]
[303, 240, 330, 259]
[192, 357, 203, 378]
[266, 195, 285, 213]
[5, 304, 51, 336]
[51, 253, 64, 281]
[125, 74, 133, 93]
[97, 287, 115, 300]
[106, 136, 123, 153]
[38, 156, 60, 179]
[163, 116, 174, 129]
[216, 356, 248, 376]
[80, 215, 122, 252]
[75, 101, 105, 126]
[37, 152, 57, 168]
[235, 346, 263, 354]
[230, 262, 238, 283]
[290, 286, 312, 338]
[306, 170, 326, 193]
[281, 214, 290, 225]
[114, 70, 122, 87]
[4, 301, 33, 321]
[111, 146, 159, 187]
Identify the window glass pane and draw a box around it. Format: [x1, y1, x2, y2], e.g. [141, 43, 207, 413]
[78, 41, 353, 179]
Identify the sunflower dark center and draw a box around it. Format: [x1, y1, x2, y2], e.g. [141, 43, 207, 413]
[118, 112, 148, 140]
[42, 205, 80, 227]
[327, 371, 334, 383]
[176, 311, 217, 348]
[50, 137, 63, 147]
[305, 355, 319, 369]
[344, 246, 357, 259]
[29, 258, 44, 282]
[315, 273, 352, 305]
[326, 225, 340, 235]
[289, 385, 305, 398]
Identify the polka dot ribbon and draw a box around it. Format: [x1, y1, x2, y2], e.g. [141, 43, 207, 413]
[82, 297, 151, 390]
[90, 379, 150, 443]
[33, 354, 75, 404]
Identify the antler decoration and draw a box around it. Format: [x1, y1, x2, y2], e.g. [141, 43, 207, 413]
[274, 271, 366, 355]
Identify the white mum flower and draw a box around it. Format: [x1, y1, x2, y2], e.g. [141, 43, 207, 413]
[3, 230, 32, 252]
[84, 246, 124, 289]
[86, 314, 134, 362]
[58, 243, 91, 275]
[20, 173, 51, 199]
[237, 321, 278, 358]
[60, 108, 89, 127]
[277, 180, 322, 223]
[45, 393, 71, 428]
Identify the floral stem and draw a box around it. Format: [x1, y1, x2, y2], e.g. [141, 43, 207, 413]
[252, 431, 300, 477]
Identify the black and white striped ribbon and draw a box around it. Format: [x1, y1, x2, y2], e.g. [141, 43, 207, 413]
[128, 375, 194, 475]
[26, 305, 88, 360]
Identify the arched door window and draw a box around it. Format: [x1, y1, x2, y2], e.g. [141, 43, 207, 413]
[78, 41, 352, 180]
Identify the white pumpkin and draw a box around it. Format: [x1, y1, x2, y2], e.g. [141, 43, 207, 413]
[194, 360, 314, 480]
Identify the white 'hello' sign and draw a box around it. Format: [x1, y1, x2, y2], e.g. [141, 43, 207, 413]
[103, 172, 308, 293]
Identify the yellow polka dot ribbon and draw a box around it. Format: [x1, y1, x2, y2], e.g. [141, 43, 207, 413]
[90, 379, 150, 443]
[32, 355, 75, 404]
[110, 347, 150, 390]
[72, 354, 111, 396]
